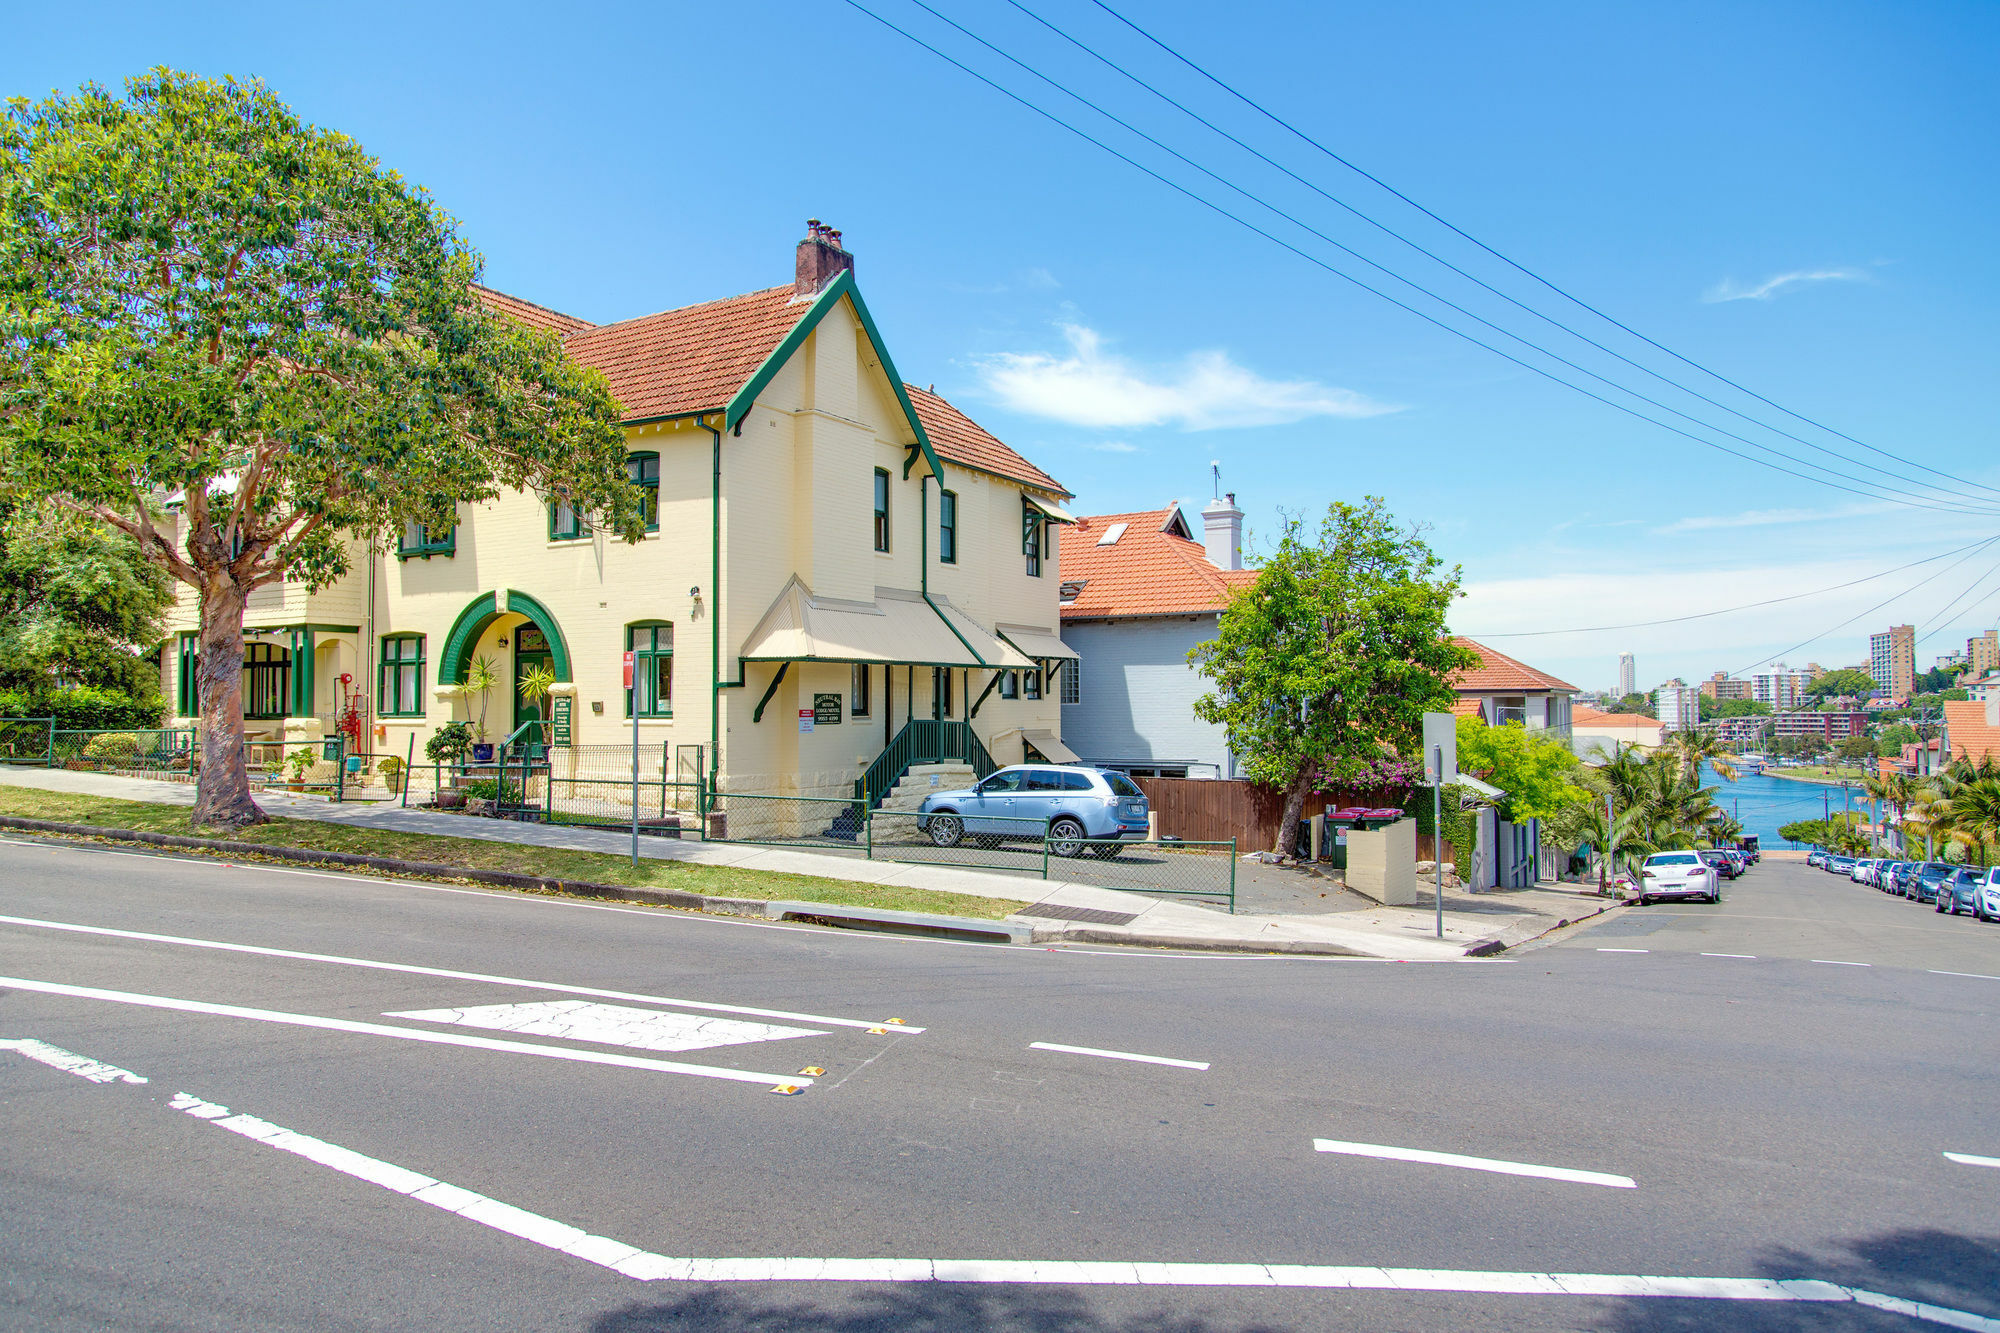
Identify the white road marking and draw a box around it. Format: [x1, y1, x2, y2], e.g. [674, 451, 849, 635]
[0, 1037, 147, 1084]
[1702, 953, 1756, 959]
[1812, 960, 1872, 967]
[385, 1001, 822, 1052]
[0, 975, 810, 1089]
[1597, 948, 1648, 953]
[1314, 1138, 1635, 1189]
[1945, 1151, 2000, 1170]
[1028, 1042, 1209, 1071]
[0, 912, 920, 1033]
[1931, 970, 2000, 982]
[4, 1039, 1992, 1330]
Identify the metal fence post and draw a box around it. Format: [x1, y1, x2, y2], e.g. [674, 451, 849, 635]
[1041, 827, 1050, 881]
[401, 734, 415, 807]
[865, 801, 874, 861]
[335, 736, 345, 803]
[1229, 838, 1237, 915]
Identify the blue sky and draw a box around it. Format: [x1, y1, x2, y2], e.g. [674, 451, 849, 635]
[10, 1, 2000, 691]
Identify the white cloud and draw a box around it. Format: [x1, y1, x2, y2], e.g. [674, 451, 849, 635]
[1090, 440, 1140, 453]
[1656, 502, 1893, 535]
[1703, 268, 1867, 303]
[974, 324, 1397, 431]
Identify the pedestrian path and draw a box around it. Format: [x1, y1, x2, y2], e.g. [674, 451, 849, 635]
[0, 768, 1556, 960]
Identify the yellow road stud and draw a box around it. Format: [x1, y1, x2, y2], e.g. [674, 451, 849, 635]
[798, 1066, 826, 1077]
[770, 1084, 804, 1095]
[886, 1018, 907, 1025]
[866, 1026, 888, 1035]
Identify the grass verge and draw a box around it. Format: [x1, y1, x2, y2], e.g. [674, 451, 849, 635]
[0, 786, 1029, 920]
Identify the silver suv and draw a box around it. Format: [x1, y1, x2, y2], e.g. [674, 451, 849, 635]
[917, 765, 1149, 858]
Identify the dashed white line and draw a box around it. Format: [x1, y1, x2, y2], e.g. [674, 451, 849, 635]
[1702, 953, 1757, 959]
[0, 975, 811, 1089]
[1931, 970, 2000, 982]
[1597, 948, 1649, 953]
[3, 1039, 1993, 1329]
[1314, 1139, 1635, 1189]
[0, 912, 919, 1032]
[1028, 1042, 1209, 1071]
[0, 1037, 147, 1084]
[1811, 960, 1872, 967]
[1944, 1152, 2000, 1170]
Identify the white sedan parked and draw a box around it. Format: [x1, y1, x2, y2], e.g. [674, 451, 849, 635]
[1637, 851, 1721, 905]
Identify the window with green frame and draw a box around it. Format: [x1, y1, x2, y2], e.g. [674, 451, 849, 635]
[873, 469, 891, 552]
[627, 622, 673, 717]
[549, 497, 589, 541]
[999, 669, 1018, 700]
[939, 489, 957, 564]
[628, 452, 660, 532]
[378, 636, 426, 717]
[1023, 666, 1042, 700]
[1023, 498, 1043, 577]
[176, 633, 199, 716]
[397, 518, 456, 560]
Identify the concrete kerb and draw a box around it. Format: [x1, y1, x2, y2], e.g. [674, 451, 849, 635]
[0, 815, 1032, 946]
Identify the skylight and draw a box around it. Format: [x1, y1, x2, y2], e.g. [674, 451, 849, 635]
[1096, 522, 1127, 546]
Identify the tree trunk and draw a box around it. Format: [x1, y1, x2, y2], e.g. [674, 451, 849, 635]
[1273, 774, 1312, 857]
[192, 576, 265, 829]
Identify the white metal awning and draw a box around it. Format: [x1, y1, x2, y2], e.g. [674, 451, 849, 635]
[997, 624, 1078, 661]
[1024, 493, 1077, 524]
[1023, 729, 1081, 763]
[737, 579, 1035, 670]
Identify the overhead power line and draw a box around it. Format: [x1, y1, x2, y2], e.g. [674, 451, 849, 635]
[1914, 552, 2000, 644]
[1084, 0, 2000, 502]
[1467, 535, 2000, 639]
[839, 0, 2000, 517]
[1734, 535, 2000, 676]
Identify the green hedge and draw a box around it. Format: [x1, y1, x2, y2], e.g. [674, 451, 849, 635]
[0, 686, 165, 731]
[1404, 783, 1478, 865]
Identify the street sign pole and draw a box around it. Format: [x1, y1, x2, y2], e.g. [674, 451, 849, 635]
[1421, 712, 1456, 940]
[1432, 745, 1444, 939]
[625, 650, 638, 867]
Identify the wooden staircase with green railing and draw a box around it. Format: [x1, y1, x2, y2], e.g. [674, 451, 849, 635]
[854, 719, 998, 809]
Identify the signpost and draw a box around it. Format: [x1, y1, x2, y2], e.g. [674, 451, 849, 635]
[1421, 711, 1457, 940]
[625, 652, 638, 866]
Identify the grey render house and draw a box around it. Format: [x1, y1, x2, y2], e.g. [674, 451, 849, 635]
[1055, 498, 1254, 778]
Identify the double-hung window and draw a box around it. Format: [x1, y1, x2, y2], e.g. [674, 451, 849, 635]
[176, 633, 199, 716]
[628, 452, 660, 532]
[852, 663, 872, 718]
[549, 497, 589, 541]
[1023, 498, 1042, 577]
[627, 622, 673, 717]
[939, 489, 957, 564]
[1023, 667, 1042, 701]
[932, 667, 953, 718]
[397, 517, 455, 560]
[378, 636, 426, 717]
[999, 670, 1018, 700]
[873, 469, 891, 552]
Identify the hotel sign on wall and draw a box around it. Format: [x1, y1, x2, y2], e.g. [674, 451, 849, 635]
[812, 693, 843, 726]
[551, 696, 572, 747]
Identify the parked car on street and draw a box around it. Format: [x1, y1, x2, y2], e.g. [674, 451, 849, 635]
[916, 764, 1150, 857]
[1937, 869, 1984, 916]
[1807, 850, 1828, 868]
[1721, 849, 1747, 876]
[1826, 855, 1857, 875]
[1974, 868, 2000, 922]
[1736, 837, 1761, 864]
[1849, 858, 1877, 884]
[1881, 862, 1913, 896]
[1700, 850, 1741, 880]
[1637, 851, 1720, 904]
[1910, 862, 1954, 904]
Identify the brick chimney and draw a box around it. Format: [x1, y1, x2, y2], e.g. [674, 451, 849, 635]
[1202, 492, 1244, 570]
[795, 219, 853, 299]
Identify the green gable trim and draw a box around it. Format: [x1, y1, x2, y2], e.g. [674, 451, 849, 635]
[723, 270, 945, 483]
[437, 589, 573, 690]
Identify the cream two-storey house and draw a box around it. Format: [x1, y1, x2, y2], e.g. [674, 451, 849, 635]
[160, 225, 1079, 806]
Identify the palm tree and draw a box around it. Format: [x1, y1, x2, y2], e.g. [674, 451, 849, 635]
[1946, 777, 2000, 867]
[1665, 730, 1739, 783]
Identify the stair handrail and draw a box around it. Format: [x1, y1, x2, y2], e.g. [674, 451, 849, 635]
[855, 718, 997, 807]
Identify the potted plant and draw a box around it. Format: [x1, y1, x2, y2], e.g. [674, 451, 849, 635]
[457, 657, 500, 763]
[516, 664, 558, 752]
[377, 754, 405, 796]
[284, 746, 315, 791]
[260, 756, 283, 789]
[425, 721, 474, 808]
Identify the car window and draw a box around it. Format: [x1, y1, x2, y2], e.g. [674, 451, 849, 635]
[1102, 772, 1144, 798]
[980, 771, 1024, 793]
[1059, 771, 1095, 792]
[1022, 769, 1062, 792]
[1646, 853, 1700, 867]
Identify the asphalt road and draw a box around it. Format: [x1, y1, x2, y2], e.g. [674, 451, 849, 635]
[1, 835, 1995, 1332]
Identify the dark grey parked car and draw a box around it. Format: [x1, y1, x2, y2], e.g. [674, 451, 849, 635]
[1911, 862, 1954, 904]
[917, 765, 1149, 857]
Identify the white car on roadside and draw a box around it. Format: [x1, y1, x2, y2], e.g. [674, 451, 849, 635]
[1637, 851, 1720, 905]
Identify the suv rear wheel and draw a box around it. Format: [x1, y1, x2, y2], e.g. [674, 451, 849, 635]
[1047, 817, 1086, 858]
[927, 814, 964, 848]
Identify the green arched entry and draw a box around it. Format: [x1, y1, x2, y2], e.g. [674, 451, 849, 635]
[437, 589, 573, 688]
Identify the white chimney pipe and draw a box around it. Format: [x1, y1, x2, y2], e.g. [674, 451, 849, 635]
[1201, 491, 1244, 571]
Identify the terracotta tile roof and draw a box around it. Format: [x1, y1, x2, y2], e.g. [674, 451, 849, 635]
[1450, 637, 1579, 696]
[560, 286, 809, 423]
[473, 284, 595, 336]
[1573, 705, 1662, 729]
[1058, 506, 1254, 620]
[1945, 699, 2000, 764]
[1449, 699, 1484, 719]
[905, 385, 1068, 497]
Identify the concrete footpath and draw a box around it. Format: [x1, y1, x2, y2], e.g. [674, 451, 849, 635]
[0, 768, 1613, 960]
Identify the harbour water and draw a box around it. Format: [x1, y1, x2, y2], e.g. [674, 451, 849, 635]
[1698, 762, 1865, 846]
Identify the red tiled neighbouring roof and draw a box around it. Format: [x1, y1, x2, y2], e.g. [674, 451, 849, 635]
[1944, 700, 2000, 765]
[1450, 636, 1580, 695]
[472, 284, 595, 336]
[561, 286, 808, 423]
[1573, 705, 1662, 729]
[905, 385, 1069, 497]
[1058, 506, 1255, 620]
